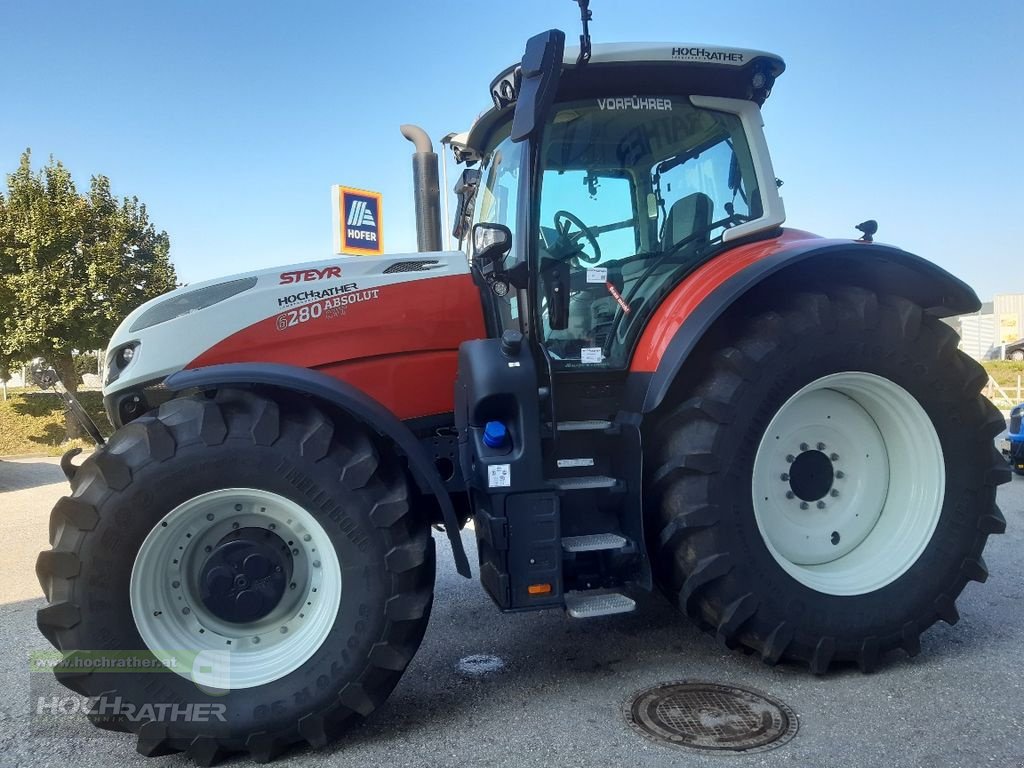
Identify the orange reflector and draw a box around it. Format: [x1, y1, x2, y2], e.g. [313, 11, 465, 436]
[527, 583, 552, 595]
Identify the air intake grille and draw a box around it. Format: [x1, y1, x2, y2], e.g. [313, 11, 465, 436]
[383, 260, 441, 273]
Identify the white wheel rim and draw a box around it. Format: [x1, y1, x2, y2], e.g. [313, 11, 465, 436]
[130, 488, 342, 689]
[751, 372, 944, 596]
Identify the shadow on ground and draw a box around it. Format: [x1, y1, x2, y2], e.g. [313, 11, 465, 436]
[0, 460, 65, 493]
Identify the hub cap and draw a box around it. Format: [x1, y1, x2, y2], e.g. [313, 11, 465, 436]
[130, 489, 342, 689]
[751, 372, 945, 595]
[197, 528, 293, 623]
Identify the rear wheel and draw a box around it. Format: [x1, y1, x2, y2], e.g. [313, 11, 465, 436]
[36, 389, 435, 763]
[649, 288, 1009, 672]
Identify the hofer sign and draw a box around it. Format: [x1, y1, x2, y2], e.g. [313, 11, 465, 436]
[332, 185, 383, 256]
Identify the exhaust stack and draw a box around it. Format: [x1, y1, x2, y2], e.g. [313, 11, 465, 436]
[400, 124, 443, 252]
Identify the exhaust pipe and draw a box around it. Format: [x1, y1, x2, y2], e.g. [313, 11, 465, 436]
[400, 124, 443, 252]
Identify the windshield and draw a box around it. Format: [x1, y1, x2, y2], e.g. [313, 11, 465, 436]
[536, 97, 760, 368]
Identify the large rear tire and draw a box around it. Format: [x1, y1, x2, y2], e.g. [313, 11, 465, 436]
[36, 389, 434, 763]
[648, 288, 1009, 673]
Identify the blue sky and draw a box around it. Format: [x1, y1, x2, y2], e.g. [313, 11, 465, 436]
[2, 0, 1021, 301]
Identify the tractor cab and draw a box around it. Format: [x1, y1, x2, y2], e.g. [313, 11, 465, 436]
[451, 35, 789, 614]
[454, 40, 786, 371]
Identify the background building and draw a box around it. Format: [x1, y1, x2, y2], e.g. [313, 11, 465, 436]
[953, 294, 1024, 360]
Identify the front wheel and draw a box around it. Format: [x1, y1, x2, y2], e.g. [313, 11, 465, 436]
[649, 288, 1009, 672]
[36, 390, 435, 763]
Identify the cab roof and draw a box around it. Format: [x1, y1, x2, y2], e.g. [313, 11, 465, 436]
[460, 41, 785, 159]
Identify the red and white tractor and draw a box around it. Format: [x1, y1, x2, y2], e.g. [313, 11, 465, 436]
[35, 12, 1008, 765]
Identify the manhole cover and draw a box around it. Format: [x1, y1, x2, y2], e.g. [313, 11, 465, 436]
[624, 681, 798, 753]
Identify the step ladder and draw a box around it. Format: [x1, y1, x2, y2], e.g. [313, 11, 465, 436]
[561, 532, 628, 552]
[564, 590, 636, 618]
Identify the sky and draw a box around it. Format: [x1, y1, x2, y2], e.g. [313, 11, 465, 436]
[1, 0, 1021, 301]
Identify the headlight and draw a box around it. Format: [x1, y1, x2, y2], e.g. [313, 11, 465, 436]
[105, 342, 140, 385]
[129, 276, 258, 332]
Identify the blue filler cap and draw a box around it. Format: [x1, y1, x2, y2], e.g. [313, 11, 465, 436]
[482, 421, 508, 449]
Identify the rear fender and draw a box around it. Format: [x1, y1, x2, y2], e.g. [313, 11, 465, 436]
[626, 237, 980, 414]
[164, 362, 472, 578]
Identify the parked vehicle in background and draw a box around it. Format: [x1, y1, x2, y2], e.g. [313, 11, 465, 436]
[1003, 338, 1024, 361]
[1001, 403, 1024, 473]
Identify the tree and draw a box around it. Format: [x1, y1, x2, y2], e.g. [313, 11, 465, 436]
[0, 150, 177, 437]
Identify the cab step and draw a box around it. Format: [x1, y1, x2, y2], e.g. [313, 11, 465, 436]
[553, 475, 620, 491]
[555, 419, 616, 432]
[564, 591, 636, 619]
[562, 533, 628, 552]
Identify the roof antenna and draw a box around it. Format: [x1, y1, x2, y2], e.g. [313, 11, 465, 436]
[573, 0, 592, 65]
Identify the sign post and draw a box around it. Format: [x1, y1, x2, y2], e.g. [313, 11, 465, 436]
[332, 185, 384, 256]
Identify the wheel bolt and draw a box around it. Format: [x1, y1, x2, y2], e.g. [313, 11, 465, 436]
[289, 582, 296, 590]
[231, 522, 239, 530]
[830, 489, 840, 497]
[786, 491, 795, 499]
[234, 504, 243, 511]
[817, 442, 826, 451]
[836, 470, 845, 479]
[292, 548, 299, 556]
[182, 607, 191, 615]
[172, 580, 180, 589]
[800, 442, 809, 451]
[206, 513, 214, 521]
[830, 453, 840, 462]
[303, 534, 311, 542]
[280, 626, 288, 634]
[780, 473, 789, 482]
[204, 545, 212, 553]
[252, 636, 260, 644]
[274, 565, 282, 573]
[817, 501, 826, 509]
[800, 502, 809, 510]
[313, 560, 321, 569]
[786, 454, 795, 463]
[269, 523, 276, 530]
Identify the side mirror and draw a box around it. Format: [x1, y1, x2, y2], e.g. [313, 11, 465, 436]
[28, 359, 59, 389]
[472, 223, 512, 268]
[452, 168, 481, 242]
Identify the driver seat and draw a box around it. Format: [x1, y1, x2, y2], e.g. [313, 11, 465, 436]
[605, 192, 714, 328]
[662, 192, 714, 252]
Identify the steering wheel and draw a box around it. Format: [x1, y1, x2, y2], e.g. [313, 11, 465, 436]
[553, 210, 601, 264]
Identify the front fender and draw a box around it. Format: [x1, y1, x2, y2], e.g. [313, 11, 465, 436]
[626, 230, 979, 414]
[164, 362, 472, 578]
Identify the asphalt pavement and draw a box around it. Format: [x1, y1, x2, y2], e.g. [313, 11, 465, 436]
[1, 456, 1022, 768]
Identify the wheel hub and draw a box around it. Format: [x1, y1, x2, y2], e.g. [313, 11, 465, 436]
[198, 528, 292, 623]
[787, 450, 834, 502]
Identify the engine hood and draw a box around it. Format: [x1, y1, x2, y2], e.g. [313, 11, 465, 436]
[104, 250, 485, 420]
